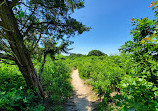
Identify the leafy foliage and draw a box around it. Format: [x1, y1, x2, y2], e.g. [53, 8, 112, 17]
[1, 1, 158, 111]
[0, 0, 90, 60]
[0, 0, 90, 98]
[0, 58, 72, 110]
[88, 50, 107, 56]
[64, 3, 158, 108]
[69, 53, 84, 59]
[64, 52, 158, 110]
[0, 63, 38, 111]
[112, 3, 158, 110]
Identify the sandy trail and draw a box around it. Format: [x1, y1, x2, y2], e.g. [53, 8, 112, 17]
[70, 69, 98, 111]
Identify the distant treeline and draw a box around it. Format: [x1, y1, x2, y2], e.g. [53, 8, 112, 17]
[69, 50, 108, 58]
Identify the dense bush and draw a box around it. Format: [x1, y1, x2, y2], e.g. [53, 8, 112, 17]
[78, 56, 124, 98]
[0, 63, 40, 111]
[113, 75, 158, 111]
[111, 3, 158, 110]
[64, 52, 158, 110]
[41, 59, 73, 106]
[65, 55, 123, 99]
[0, 57, 72, 111]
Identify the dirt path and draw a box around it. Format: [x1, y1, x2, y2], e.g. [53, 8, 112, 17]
[65, 69, 98, 111]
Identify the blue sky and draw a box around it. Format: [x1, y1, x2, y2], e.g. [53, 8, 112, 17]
[68, 0, 156, 55]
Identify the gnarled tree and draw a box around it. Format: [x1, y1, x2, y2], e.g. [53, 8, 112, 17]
[0, 0, 90, 98]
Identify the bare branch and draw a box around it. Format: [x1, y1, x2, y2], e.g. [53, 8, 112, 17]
[33, 33, 42, 50]
[38, 53, 47, 82]
[30, 31, 43, 55]
[0, 53, 15, 61]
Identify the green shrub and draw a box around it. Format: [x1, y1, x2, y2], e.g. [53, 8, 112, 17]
[112, 75, 158, 111]
[0, 64, 39, 111]
[0, 58, 73, 110]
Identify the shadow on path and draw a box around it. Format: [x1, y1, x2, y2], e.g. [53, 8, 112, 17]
[73, 90, 98, 111]
[65, 69, 98, 111]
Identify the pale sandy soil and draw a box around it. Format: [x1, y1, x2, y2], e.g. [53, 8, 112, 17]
[70, 69, 98, 111]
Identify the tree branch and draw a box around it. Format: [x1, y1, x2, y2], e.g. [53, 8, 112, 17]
[0, 21, 4, 27]
[20, 6, 37, 31]
[30, 30, 43, 55]
[38, 53, 47, 82]
[23, 22, 66, 37]
[0, 25, 14, 32]
[0, 53, 15, 61]
[0, 0, 6, 8]
[0, 59, 16, 65]
[9, 0, 20, 9]
[0, 29, 8, 39]
[20, 2, 32, 8]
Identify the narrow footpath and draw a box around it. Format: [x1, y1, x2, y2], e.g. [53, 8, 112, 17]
[65, 69, 98, 111]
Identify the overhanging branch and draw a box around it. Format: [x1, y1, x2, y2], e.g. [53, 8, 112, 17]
[0, 53, 15, 61]
[23, 22, 66, 37]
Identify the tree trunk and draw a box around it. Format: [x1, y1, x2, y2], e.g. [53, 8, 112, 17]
[16, 52, 45, 98]
[39, 53, 47, 82]
[0, 1, 45, 98]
